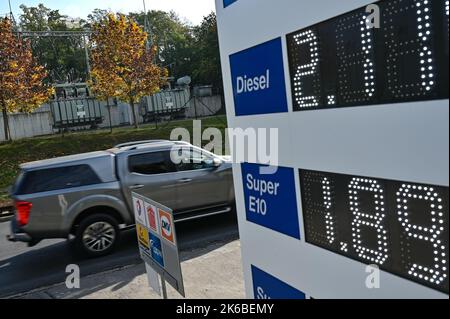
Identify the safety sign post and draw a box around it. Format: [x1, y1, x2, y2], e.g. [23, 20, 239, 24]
[132, 192, 185, 298]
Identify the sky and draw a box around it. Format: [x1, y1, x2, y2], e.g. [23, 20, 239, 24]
[1, 0, 217, 25]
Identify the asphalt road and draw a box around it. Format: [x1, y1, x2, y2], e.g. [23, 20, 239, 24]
[0, 213, 238, 298]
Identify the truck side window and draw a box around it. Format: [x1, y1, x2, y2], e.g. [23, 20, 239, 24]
[17, 165, 101, 194]
[175, 148, 214, 172]
[128, 151, 176, 175]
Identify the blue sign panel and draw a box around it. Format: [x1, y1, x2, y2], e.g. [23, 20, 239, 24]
[223, 0, 238, 7]
[252, 265, 306, 299]
[241, 163, 300, 239]
[150, 233, 164, 267]
[229, 38, 288, 116]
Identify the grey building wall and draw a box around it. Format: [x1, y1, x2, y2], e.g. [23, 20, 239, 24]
[0, 105, 53, 141]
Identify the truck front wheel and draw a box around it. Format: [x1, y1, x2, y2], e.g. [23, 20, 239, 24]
[74, 214, 120, 258]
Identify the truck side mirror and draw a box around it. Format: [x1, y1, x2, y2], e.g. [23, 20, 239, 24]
[213, 158, 222, 167]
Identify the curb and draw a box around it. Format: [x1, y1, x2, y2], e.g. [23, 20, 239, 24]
[0, 206, 14, 223]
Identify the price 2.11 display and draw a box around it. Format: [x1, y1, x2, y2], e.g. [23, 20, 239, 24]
[287, 0, 449, 111]
[300, 169, 449, 293]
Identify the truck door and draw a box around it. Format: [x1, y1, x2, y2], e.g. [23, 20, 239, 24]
[173, 147, 230, 211]
[118, 150, 178, 213]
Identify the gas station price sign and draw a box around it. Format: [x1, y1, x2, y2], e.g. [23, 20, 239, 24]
[287, 0, 449, 111]
[217, 0, 449, 299]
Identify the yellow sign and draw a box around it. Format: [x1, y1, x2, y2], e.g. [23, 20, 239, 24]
[136, 223, 150, 249]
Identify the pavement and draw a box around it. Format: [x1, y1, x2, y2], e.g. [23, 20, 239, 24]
[0, 213, 241, 298]
[14, 240, 244, 299]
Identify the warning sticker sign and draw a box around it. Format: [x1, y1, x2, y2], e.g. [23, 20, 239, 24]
[136, 223, 150, 249]
[146, 202, 159, 233]
[132, 192, 184, 297]
[159, 208, 175, 245]
[133, 197, 147, 228]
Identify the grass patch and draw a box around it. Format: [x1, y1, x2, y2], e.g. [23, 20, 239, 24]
[0, 115, 228, 205]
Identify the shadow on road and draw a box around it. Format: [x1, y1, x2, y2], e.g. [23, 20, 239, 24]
[0, 213, 239, 298]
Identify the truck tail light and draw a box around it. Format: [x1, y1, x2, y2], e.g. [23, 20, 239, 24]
[16, 201, 32, 226]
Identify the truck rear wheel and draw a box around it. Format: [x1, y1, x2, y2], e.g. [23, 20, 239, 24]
[74, 214, 120, 258]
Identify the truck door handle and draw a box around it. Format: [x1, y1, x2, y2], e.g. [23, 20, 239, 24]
[130, 184, 145, 190]
[178, 178, 192, 183]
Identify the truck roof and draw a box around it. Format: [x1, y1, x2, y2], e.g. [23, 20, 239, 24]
[19, 140, 192, 170]
[107, 140, 190, 153]
[20, 151, 113, 170]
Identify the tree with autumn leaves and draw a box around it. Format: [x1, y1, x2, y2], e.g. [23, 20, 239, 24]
[0, 17, 53, 141]
[89, 14, 166, 129]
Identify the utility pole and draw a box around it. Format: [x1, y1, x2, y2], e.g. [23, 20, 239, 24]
[8, 0, 13, 20]
[143, 0, 151, 50]
[15, 30, 92, 81]
[83, 34, 91, 79]
[8, 0, 17, 30]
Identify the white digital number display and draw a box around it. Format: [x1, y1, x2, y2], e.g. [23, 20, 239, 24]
[300, 169, 449, 293]
[287, 0, 449, 111]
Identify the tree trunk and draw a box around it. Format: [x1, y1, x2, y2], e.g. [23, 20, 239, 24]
[130, 98, 139, 129]
[107, 99, 113, 133]
[1, 101, 11, 142]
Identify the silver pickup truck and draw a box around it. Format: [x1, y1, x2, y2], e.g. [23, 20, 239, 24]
[7, 140, 235, 257]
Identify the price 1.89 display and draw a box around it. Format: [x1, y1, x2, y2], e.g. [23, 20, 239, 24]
[299, 169, 449, 293]
[287, 0, 449, 111]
